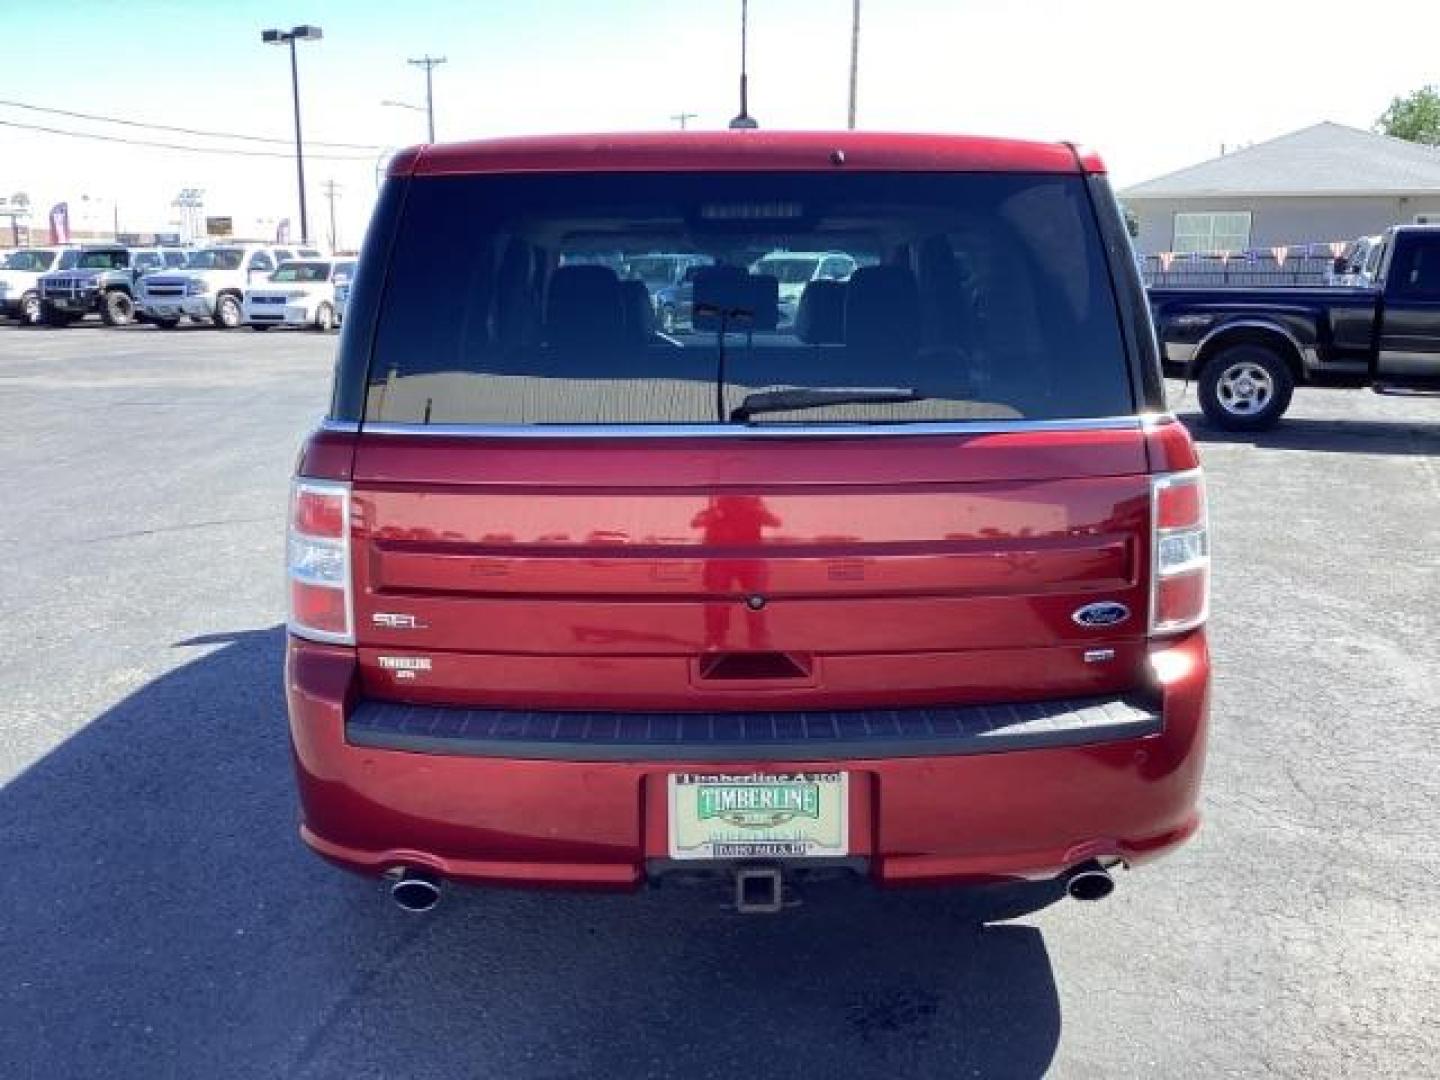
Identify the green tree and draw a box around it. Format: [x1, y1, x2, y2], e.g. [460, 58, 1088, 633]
[1377, 85, 1440, 146]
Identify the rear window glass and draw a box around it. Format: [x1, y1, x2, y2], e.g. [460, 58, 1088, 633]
[364, 172, 1131, 425]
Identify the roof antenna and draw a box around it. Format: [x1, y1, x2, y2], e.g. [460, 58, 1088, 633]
[729, 0, 759, 130]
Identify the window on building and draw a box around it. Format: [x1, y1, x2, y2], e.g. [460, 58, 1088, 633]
[1172, 211, 1252, 254]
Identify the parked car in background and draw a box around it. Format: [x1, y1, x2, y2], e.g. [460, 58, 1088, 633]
[624, 253, 712, 295]
[0, 247, 79, 325]
[1328, 234, 1383, 286]
[286, 131, 1210, 915]
[652, 258, 716, 333]
[1152, 224, 1440, 428]
[750, 250, 857, 326]
[37, 246, 167, 326]
[334, 277, 351, 326]
[243, 258, 354, 331]
[138, 245, 288, 329]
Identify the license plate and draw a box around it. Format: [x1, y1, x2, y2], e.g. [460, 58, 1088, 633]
[668, 772, 848, 860]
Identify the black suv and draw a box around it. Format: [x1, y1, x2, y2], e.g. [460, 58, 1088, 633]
[37, 247, 168, 327]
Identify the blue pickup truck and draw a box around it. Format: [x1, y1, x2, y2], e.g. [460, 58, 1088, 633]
[1151, 225, 1440, 429]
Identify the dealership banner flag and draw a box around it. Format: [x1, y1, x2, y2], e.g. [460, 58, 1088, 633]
[276, 218, 291, 243]
[1272, 245, 1289, 268]
[48, 202, 70, 244]
[1158, 252, 1175, 272]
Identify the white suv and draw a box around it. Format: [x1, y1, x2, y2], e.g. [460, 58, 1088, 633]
[750, 250, 858, 326]
[0, 247, 80, 325]
[243, 258, 355, 331]
[138, 245, 293, 329]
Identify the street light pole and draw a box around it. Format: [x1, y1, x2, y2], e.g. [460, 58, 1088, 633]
[262, 25, 323, 244]
[287, 36, 308, 243]
[847, 0, 861, 130]
[407, 56, 447, 142]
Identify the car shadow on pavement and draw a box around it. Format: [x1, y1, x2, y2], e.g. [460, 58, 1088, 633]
[1178, 412, 1440, 456]
[0, 626, 1061, 1080]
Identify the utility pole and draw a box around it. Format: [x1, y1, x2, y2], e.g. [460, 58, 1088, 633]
[671, 111, 698, 130]
[322, 179, 342, 252]
[408, 55, 447, 142]
[847, 0, 861, 130]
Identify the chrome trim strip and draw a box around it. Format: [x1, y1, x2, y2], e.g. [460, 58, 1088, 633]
[321, 416, 1144, 439]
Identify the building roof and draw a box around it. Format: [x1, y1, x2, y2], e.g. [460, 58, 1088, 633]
[1121, 122, 1440, 199]
[390, 131, 1106, 178]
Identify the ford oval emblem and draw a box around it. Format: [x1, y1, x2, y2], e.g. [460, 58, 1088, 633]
[1072, 601, 1130, 628]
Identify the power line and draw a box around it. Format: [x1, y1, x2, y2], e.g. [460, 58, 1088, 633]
[0, 97, 383, 150]
[0, 117, 375, 161]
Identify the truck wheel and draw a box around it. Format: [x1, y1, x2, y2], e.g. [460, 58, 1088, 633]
[313, 303, 335, 332]
[1197, 345, 1294, 431]
[100, 290, 135, 327]
[21, 291, 42, 326]
[213, 294, 243, 329]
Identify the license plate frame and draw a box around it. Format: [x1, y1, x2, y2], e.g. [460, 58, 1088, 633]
[667, 772, 849, 861]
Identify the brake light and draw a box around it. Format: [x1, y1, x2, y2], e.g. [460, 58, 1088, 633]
[287, 479, 353, 643]
[1150, 469, 1209, 636]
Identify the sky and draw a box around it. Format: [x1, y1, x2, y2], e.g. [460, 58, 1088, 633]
[2, 0, 1438, 248]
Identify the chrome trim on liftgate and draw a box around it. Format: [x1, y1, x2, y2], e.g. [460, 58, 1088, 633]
[319, 415, 1157, 439]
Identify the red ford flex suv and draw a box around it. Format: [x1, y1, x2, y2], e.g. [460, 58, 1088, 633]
[285, 132, 1209, 914]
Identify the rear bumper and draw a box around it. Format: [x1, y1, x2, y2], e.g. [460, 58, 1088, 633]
[286, 632, 1209, 891]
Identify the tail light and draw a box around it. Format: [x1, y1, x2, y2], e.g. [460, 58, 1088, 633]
[287, 478, 353, 644]
[1150, 469, 1209, 636]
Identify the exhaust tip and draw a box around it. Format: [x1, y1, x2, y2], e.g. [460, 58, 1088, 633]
[390, 872, 442, 913]
[1065, 864, 1115, 902]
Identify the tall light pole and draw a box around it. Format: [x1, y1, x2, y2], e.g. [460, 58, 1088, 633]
[407, 55, 446, 142]
[262, 24, 323, 244]
[728, 0, 758, 130]
[847, 0, 861, 130]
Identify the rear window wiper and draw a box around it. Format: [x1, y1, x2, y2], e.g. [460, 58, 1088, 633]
[730, 387, 926, 422]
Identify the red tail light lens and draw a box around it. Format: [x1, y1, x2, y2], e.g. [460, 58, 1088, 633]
[1150, 470, 1209, 636]
[287, 479, 353, 643]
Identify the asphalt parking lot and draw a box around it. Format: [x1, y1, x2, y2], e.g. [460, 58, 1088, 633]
[1, 323, 1437, 1079]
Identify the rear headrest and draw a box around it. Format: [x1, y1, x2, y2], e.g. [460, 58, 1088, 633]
[845, 265, 920, 354]
[693, 266, 779, 332]
[618, 279, 655, 341]
[545, 265, 626, 348]
[795, 280, 845, 344]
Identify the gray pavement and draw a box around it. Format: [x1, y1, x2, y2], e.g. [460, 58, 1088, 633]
[0, 323, 1437, 1078]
